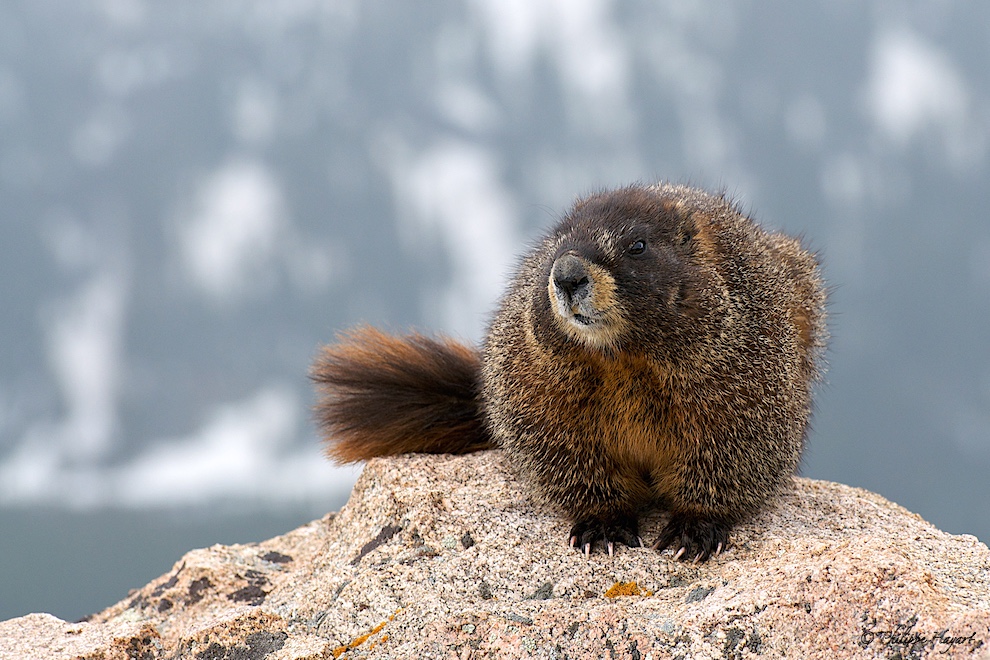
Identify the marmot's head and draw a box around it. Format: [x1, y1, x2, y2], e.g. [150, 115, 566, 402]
[535, 185, 724, 355]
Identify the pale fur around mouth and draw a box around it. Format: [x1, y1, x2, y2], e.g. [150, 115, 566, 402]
[547, 257, 627, 350]
[553, 296, 624, 350]
[552, 295, 600, 327]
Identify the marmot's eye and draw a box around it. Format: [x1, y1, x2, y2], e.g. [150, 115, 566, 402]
[628, 240, 647, 255]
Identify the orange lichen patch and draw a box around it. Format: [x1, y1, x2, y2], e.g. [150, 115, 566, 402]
[603, 581, 652, 598]
[332, 609, 402, 658]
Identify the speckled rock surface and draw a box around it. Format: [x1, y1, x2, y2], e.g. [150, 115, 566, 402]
[2, 451, 988, 659]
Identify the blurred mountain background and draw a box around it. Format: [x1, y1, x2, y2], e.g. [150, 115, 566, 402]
[1, 0, 988, 621]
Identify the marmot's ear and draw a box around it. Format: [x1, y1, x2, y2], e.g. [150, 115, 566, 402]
[676, 280, 705, 319]
[678, 214, 698, 247]
[660, 198, 698, 247]
[675, 210, 706, 245]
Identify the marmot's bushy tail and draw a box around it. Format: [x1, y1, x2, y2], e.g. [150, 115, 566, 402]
[311, 326, 493, 463]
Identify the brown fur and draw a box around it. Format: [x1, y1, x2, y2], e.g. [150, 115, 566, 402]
[311, 326, 491, 462]
[313, 183, 827, 561]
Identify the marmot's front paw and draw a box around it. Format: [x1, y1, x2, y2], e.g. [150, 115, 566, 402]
[652, 514, 729, 562]
[568, 515, 643, 557]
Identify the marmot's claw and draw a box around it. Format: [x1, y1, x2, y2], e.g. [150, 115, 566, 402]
[568, 514, 640, 556]
[652, 515, 730, 563]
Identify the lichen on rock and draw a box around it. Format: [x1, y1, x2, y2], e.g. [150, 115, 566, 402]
[1, 451, 988, 658]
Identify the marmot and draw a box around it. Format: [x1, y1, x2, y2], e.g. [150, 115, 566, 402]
[312, 183, 827, 562]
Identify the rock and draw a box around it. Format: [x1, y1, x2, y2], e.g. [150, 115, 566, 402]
[1, 451, 988, 659]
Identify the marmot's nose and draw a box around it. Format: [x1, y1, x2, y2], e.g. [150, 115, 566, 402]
[552, 253, 591, 303]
